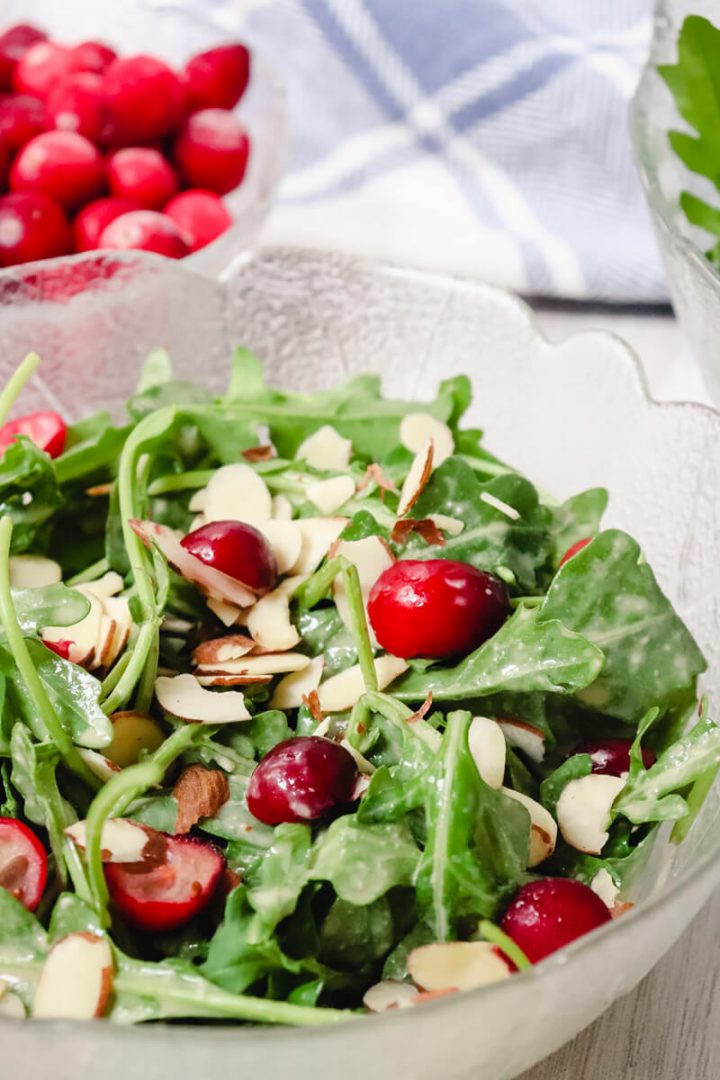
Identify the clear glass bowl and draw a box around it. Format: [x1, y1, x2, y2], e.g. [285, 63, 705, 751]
[630, 0, 720, 403]
[2, 246, 720, 1079]
[0, 0, 287, 277]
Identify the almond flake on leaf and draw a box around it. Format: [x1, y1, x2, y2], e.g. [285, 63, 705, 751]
[391, 518, 446, 547]
[427, 513, 464, 537]
[173, 764, 230, 834]
[468, 716, 506, 790]
[397, 439, 434, 518]
[196, 652, 310, 678]
[306, 475, 356, 515]
[363, 980, 420, 1012]
[291, 517, 348, 575]
[202, 463, 273, 526]
[332, 536, 394, 642]
[317, 656, 409, 713]
[479, 491, 520, 520]
[556, 774, 625, 855]
[400, 413, 454, 465]
[155, 673, 251, 724]
[65, 818, 167, 865]
[192, 634, 255, 666]
[33, 933, 113, 1020]
[407, 941, 511, 993]
[502, 787, 557, 866]
[497, 718, 546, 763]
[9, 555, 62, 588]
[246, 576, 305, 652]
[270, 655, 324, 709]
[296, 426, 352, 471]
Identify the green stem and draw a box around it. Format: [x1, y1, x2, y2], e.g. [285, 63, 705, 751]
[479, 919, 531, 972]
[64, 838, 93, 902]
[147, 470, 215, 497]
[67, 557, 110, 586]
[509, 595, 543, 609]
[671, 762, 720, 844]
[135, 627, 159, 712]
[0, 352, 41, 426]
[101, 621, 159, 715]
[294, 555, 345, 609]
[100, 650, 132, 703]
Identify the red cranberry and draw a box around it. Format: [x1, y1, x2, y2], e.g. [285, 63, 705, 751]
[103, 55, 185, 144]
[183, 44, 250, 111]
[71, 40, 117, 75]
[42, 638, 73, 659]
[368, 559, 510, 659]
[174, 108, 249, 194]
[0, 24, 47, 91]
[0, 93, 52, 153]
[181, 520, 277, 592]
[247, 737, 358, 825]
[47, 72, 107, 143]
[559, 537, 592, 567]
[0, 192, 70, 266]
[98, 209, 190, 259]
[0, 409, 67, 457]
[164, 188, 232, 251]
[0, 817, 48, 911]
[501, 878, 612, 964]
[13, 40, 81, 99]
[0, 138, 7, 188]
[73, 196, 139, 252]
[575, 738, 656, 777]
[10, 130, 104, 211]
[107, 147, 178, 210]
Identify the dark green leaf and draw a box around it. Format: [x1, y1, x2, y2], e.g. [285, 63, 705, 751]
[0, 438, 61, 553]
[539, 754, 593, 817]
[548, 488, 608, 568]
[310, 818, 420, 905]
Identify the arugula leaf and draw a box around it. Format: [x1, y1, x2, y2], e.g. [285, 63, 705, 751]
[310, 818, 420, 905]
[0, 438, 61, 553]
[548, 488, 608, 568]
[22, 640, 113, 749]
[0, 888, 48, 1006]
[246, 823, 312, 930]
[0, 760, 18, 816]
[539, 754, 593, 816]
[12, 583, 90, 633]
[317, 895, 395, 970]
[54, 420, 129, 486]
[10, 725, 75, 875]
[659, 16, 720, 188]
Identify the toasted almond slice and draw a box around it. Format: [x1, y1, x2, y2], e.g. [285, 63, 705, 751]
[502, 787, 558, 866]
[173, 764, 230, 834]
[246, 576, 304, 652]
[197, 652, 310, 677]
[202, 463, 272, 526]
[77, 749, 122, 783]
[258, 519, 303, 575]
[161, 615, 194, 634]
[332, 536, 394, 642]
[296, 426, 352, 471]
[106, 711, 165, 768]
[33, 933, 113, 1020]
[391, 518, 446, 548]
[270, 655, 324, 709]
[192, 634, 255, 666]
[468, 716, 506, 789]
[341, 737, 376, 775]
[242, 444, 276, 463]
[197, 674, 274, 687]
[207, 597, 244, 627]
[317, 656, 409, 713]
[291, 517, 348, 575]
[427, 513, 464, 537]
[42, 591, 104, 669]
[306, 475, 355, 515]
[271, 494, 293, 521]
[130, 520, 258, 607]
[65, 819, 166, 864]
[356, 463, 397, 496]
[590, 868, 620, 909]
[556, 774, 625, 855]
[497, 718, 546, 763]
[155, 673, 251, 724]
[100, 596, 132, 666]
[80, 571, 124, 599]
[188, 488, 207, 513]
[407, 942, 511, 993]
[0, 981, 25, 1019]
[397, 439, 434, 518]
[96, 615, 118, 669]
[363, 980, 419, 1013]
[400, 414, 453, 465]
[9, 555, 62, 589]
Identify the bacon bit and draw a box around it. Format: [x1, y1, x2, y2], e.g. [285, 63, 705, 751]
[303, 689, 324, 726]
[241, 444, 276, 463]
[173, 764, 230, 834]
[407, 692, 433, 724]
[85, 483, 113, 497]
[391, 518, 446, 548]
[42, 638, 73, 660]
[610, 901, 634, 919]
[356, 463, 397, 501]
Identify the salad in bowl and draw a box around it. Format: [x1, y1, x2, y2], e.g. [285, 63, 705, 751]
[0, 344, 716, 1027]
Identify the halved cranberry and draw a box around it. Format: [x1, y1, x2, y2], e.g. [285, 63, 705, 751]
[105, 833, 224, 932]
[73, 196, 139, 252]
[559, 537, 592, 567]
[0, 24, 47, 91]
[0, 192, 71, 266]
[0, 93, 52, 153]
[42, 638, 73, 659]
[501, 878, 611, 964]
[71, 40, 117, 75]
[47, 72, 107, 143]
[0, 409, 67, 457]
[368, 559, 510, 659]
[174, 108, 249, 194]
[0, 817, 48, 911]
[104, 55, 185, 145]
[107, 147, 178, 210]
[247, 737, 358, 825]
[575, 738, 655, 777]
[13, 40, 81, 99]
[10, 130, 104, 211]
[181, 520, 277, 592]
[182, 44, 250, 112]
[164, 189, 232, 251]
[98, 209, 189, 258]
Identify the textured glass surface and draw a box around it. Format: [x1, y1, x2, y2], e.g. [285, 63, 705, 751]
[2, 247, 720, 1079]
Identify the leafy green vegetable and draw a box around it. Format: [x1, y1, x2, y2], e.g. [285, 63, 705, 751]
[11, 583, 90, 634]
[548, 488, 608, 568]
[0, 438, 61, 553]
[310, 818, 420, 905]
[540, 754, 593, 816]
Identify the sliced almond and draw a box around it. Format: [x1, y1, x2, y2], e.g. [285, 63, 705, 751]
[197, 673, 274, 687]
[188, 488, 207, 513]
[332, 536, 394, 642]
[258, 519, 303, 575]
[246, 576, 304, 652]
[317, 656, 409, 713]
[9, 555, 62, 589]
[391, 518, 446, 547]
[207, 597, 244, 627]
[161, 615, 195, 634]
[155, 673, 251, 724]
[407, 941, 511, 993]
[468, 716, 506, 789]
[556, 774, 625, 855]
[80, 572, 124, 599]
[502, 787, 557, 866]
[0, 981, 25, 1019]
[306, 475, 355, 515]
[197, 652, 311, 677]
[270, 655, 324, 709]
[291, 517, 348, 575]
[65, 818, 166, 865]
[341, 737, 376, 775]
[106, 711, 165, 768]
[397, 439, 434, 518]
[192, 634, 255, 667]
[77, 749, 122, 783]
[202, 463, 273, 526]
[296, 426, 352, 471]
[42, 591, 103, 670]
[33, 934, 113, 1020]
[427, 513, 464, 537]
[271, 494, 293, 521]
[590, 868, 620, 909]
[356, 463, 397, 497]
[400, 413, 454, 464]
[497, 718, 546, 763]
[363, 980, 419, 1013]
[173, 764, 230, 834]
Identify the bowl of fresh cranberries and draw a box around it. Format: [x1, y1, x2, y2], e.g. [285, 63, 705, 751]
[0, 0, 285, 283]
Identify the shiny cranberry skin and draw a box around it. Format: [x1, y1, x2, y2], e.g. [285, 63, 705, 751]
[107, 147, 178, 210]
[71, 40, 117, 75]
[98, 209, 190, 258]
[0, 24, 47, 91]
[247, 737, 358, 825]
[575, 738, 656, 777]
[104, 55, 185, 145]
[183, 44, 250, 111]
[368, 559, 510, 659]
[42, 638, 73, 659]
[73, 196, 139, 252]
[0, 93, 51, 153]
[13, 40, 81, 99]
[0, 192, 71, 266]
[0, 409, 67, 457]
[0, 817, 48, 911]
[559, 537, 592, 567]
[174, 108, 249, 194]
[0, 138, 7, 188]
[181, 520, 277, 591]
[164, 189, 232, 251]
[11, 130, 104, 211]
[105, 834, 224, 932]
[47, 72, 107, 143]
[501, 878, 611, 964]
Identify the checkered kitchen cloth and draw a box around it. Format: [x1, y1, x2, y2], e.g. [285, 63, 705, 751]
[181, 0, 663, 302]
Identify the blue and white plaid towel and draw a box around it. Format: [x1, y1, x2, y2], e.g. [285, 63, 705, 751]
[186, 0, 662, 302]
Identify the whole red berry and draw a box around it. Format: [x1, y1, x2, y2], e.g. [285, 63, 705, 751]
[181, 520, 277, 591]
[0, 192, 70, 266]
[98, 209, 190, 259]
[73, 196, 139, 252]
[164, 189, 232, 251]
[574, 738, 656, 777]
[10, 130, 104, 211]
[103, 55, 185, 145]
[174, 108, 249, 194]
[182, 44, 250, 111]
[501, 878, 612, 964]
[13, 40, 81, 99]
[247, 737, 358, 825]
[107, 147, 178, 210]
[0, 23, 47, 91]
[47, 72, 107, 144]
[0, 93, 51, 152]
[71, 40, 117, 75]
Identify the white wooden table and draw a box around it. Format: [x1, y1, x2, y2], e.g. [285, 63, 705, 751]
[520, 304, 718, 1080]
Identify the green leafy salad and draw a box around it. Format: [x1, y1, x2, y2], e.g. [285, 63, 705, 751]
[0, 346, 716, 1026]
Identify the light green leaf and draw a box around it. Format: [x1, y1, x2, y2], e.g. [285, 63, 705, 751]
[310, 817, 420, 905]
